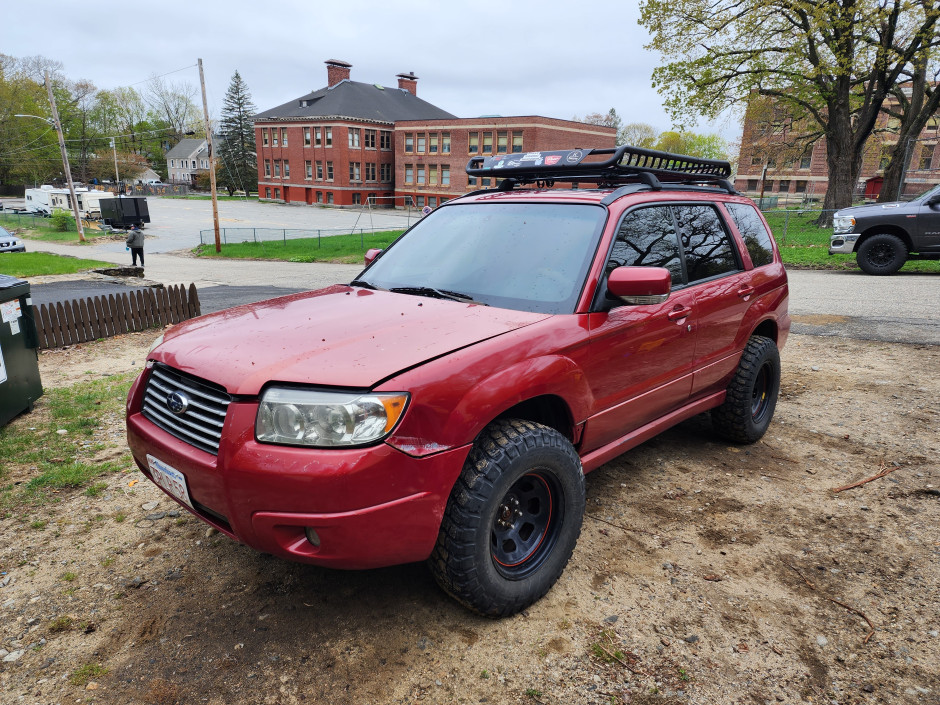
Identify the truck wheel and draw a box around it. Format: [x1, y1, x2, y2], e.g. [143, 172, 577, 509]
[712, 335, 780, 444]
[857, 233, 907, 275]
[429, 419, 585, 617]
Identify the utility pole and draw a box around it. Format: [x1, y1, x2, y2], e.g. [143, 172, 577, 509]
[198, 58, 222, 253]
[110, 138, 120, 189]
[44, 71, 85, 242]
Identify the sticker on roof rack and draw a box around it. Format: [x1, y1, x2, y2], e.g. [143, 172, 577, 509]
[478, 149, 587, 171]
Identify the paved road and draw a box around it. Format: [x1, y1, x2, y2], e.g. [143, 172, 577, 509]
[21, 236, 940, 344]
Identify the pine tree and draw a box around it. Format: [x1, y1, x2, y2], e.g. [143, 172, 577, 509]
[217, 71, 257, 196]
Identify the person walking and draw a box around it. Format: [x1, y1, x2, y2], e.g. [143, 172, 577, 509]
[126, 224, 145, 268]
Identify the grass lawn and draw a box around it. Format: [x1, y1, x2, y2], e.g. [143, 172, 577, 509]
[193, 229, 405, 264]
[0, 252, 113, 278]
[763, 210, 940, 273]
[0, 372, 135, 508]
[0, 214, 114, 243]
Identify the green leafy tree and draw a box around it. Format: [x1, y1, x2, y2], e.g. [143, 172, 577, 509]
[654, 131, 729, 160]
[640, 0, 940, 214]
[216, 71, 257, 197]
[619, 122, 659, 148]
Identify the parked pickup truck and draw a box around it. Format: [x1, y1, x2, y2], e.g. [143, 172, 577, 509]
[126, 145, 790, 616]
[830, 185, 940, 274]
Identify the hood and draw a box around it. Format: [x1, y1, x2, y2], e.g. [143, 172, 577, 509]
[151, 285, 549, 395]
[836, 200, 910, 216]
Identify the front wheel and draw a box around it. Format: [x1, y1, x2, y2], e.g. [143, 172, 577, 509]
[857, 233, 907, 275]
[712, 335, 781, 444]
[429, 419, 585, 617]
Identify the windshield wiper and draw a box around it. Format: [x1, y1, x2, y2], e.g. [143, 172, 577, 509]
[389, 286, 486, 305]
[350, 279, 381, 290]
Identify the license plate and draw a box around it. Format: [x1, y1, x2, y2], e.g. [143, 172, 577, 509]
[147, 454, 193, 509]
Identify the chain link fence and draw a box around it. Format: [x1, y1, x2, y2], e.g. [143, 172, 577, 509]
[758, 208, 838, 245]
[198, 226, 395, 248]
[0, 211, 74, 231]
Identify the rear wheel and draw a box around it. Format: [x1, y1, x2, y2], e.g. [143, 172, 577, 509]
[857, 233, 907, 275]
[429, 419, 585, 617]
[712, 335, 780, 444]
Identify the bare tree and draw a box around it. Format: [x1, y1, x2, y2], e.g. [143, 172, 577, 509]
[146, 76, 200, 142]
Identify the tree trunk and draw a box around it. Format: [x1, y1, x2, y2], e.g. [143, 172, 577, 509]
[879, 137, 913, 203]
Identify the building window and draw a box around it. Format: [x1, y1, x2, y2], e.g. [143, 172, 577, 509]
[326, 161, 334, 180]
[305, 160, 312, 179]
[272, 130, 278, 147]
[429, 197, 437, 207]
[304, 127, 311, 146]
[778, 179, 790, 192]
[469, 132, 479, 154]
[265, 187, 271, 198]
[262, 129, 269, 146]
[482, 131, 493, 153]
[746, 179, 758, 191]
[274, 188, 281, 199]
[512, 131, 523, 153]
[497, 131, 508, 154]
[441, 166, 450, 186]
[281, 128, 288, 147]
[800, 153, 812, 169]
[468, 175, 477, 187]
[264, 160, 271, 177]
[429, 165, 438, 186]
[274, 161, 280, 177]
[442, 132, 451, 154]
[365, 129, 376, 148]
[367, 192, 376, 204]
[405, 164, 414, 184]
[429, 134, 438, 153]
[751, 156, 763, 166]
[325, 127, 332, 147]
[481, 177, 491, 187]
[381, 163, 392, 182]
[316, 160, 323, 180]
[349, 162, 361, 181]
[315, 127, 322, 146]
[348, 128, 361, 148]
[380, 131, 392, 150]
[919, 145, 935, 170]
[405, 133, 414, 152]
[416, 195, 425, 207]
[417, 135, 426, 153]
[352, 193, 361, 205]
[365, 163, 376, 181]
[327, 192, 334, 204]
[283, 161, 290, 178]
[417, 165, 426, 185]
[795, 180, 807, 193]
[191, 160, 196, 168]
[316, 191, 323, 203]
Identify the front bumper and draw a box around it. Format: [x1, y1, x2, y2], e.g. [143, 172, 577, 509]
[125, 371, 471, 569]
[829, 233, 859, 254]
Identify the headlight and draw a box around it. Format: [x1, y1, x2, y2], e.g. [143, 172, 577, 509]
[256, 388, 409, 447]
[148, 332, 164, 354]
[832, 215, 856, 234]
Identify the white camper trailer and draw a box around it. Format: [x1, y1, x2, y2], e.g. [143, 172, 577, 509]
[75, 189, 109, 219]
[24, 186, 56, 215]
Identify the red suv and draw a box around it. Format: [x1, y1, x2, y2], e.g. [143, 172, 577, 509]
[126, 146, 789, 616]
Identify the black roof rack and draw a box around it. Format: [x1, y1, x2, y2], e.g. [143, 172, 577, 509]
[466, 145, 736, 194]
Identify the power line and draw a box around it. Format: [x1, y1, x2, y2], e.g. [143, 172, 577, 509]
[127, 63, 199, 88]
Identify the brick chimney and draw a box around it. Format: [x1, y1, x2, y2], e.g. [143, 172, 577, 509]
[396, 72, 418, 96]
[326, 59, 352, 87]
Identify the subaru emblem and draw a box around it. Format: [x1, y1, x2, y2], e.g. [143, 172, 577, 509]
[166, 391, 190, 415]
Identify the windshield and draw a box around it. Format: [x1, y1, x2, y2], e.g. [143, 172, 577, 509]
[910, 184, 940, 202]
[357, 202, 606, 314]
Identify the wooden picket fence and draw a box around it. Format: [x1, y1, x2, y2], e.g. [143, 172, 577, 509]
[31, 283, 201, 350]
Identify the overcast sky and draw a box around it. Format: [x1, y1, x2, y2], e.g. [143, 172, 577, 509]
[5, 0, 741, 145]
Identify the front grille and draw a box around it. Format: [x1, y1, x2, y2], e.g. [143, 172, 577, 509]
[142, 364, 232, 455]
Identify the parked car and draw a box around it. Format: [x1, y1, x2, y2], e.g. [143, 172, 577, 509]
[0, 226, 25, 253]
[126, 145, 790, 616]
[830, 185, 940, 274]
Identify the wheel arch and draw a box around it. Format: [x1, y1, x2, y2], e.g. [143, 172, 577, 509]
[856, 225, 913, 252]
[751, 318, 779, 345]
[492, 394, 576, 442]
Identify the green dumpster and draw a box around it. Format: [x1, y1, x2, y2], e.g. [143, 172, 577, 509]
[0, 274, 43, 426]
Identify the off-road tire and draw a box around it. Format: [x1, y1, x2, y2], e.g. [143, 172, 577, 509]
[857, 233, 907, 275]
[429, 419, 585, 617]
[712, 335, 780, 444]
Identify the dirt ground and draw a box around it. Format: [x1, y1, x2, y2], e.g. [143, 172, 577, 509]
[0, 331, 937, 705]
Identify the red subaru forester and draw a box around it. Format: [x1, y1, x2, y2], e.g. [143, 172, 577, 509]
[126, 146, 789, 616]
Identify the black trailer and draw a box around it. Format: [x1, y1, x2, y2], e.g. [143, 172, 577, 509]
[99, 196, 150, 229]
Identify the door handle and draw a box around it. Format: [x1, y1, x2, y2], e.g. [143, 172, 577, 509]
[667, 306, 692, 321]
[737, 285, 755, 299]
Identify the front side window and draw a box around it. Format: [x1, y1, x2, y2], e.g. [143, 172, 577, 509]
[361, 203, 606, 314]
[610, 206, 683, 285]
[726, 203, 775, 267]
[674, 205, 740, 282]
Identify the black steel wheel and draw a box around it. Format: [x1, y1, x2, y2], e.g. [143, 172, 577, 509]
[713, 335, 781, 444]
[857, 233, 907, 275]
[429, 419, 585, 617]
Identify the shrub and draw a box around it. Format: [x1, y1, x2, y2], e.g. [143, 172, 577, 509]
[49, 210, 75, 232]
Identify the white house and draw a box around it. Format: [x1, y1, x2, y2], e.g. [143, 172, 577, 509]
[166, 139, 209, 185]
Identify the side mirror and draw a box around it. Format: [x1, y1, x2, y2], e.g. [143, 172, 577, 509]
[607, 266, 671, 305]
[364, 248, 382, 265]
[927, 195, 940, 207]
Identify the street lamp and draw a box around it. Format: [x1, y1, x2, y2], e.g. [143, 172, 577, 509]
[14, 71, 86, 242]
